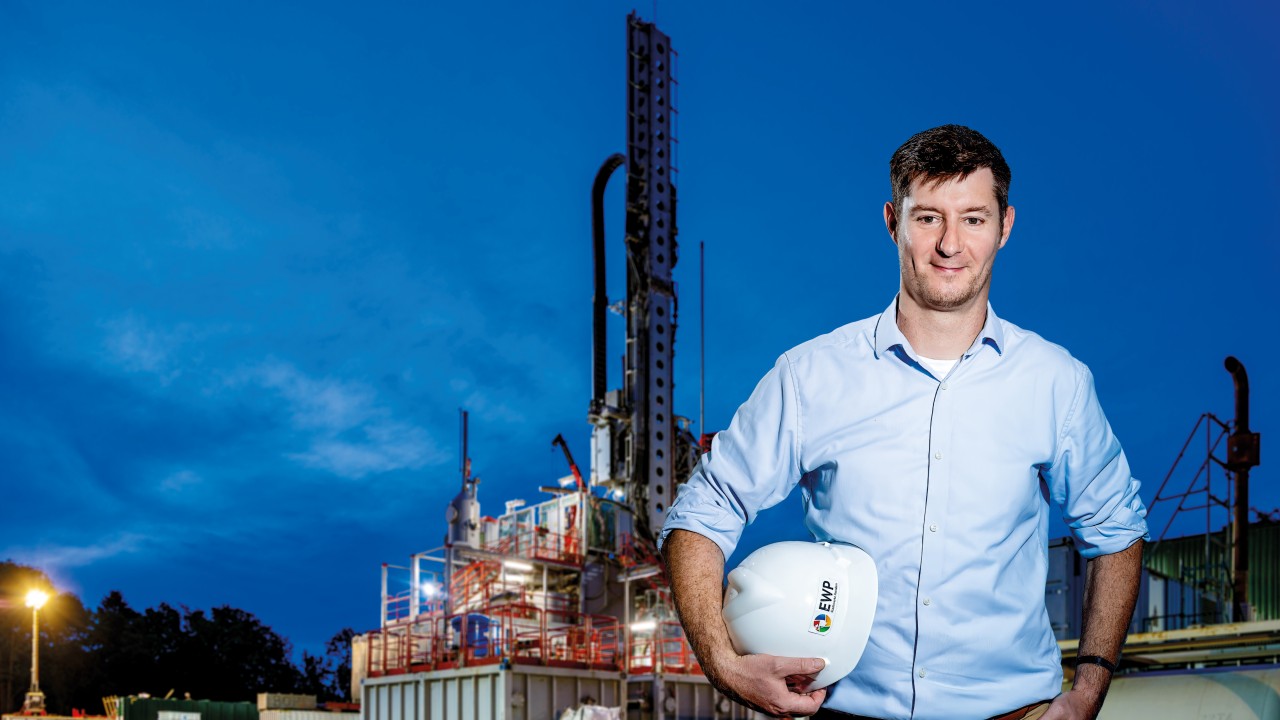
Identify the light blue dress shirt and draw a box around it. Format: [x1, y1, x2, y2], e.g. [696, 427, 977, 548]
[660, 297, 1149, 720]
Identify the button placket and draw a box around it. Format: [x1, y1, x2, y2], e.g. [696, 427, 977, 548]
[917, 371, 953, 689]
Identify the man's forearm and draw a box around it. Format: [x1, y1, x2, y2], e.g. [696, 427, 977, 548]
[661, 529, 736, 676]
[1073, 538, 1144, 714]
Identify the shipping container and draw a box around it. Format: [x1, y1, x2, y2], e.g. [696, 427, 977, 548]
[363, 664, 624, 720]
[117, 698, 257, 720]
[1146, 520, 1280, 622]
[1047, 537, 1205, 640]
[257, 695, 316, 712]
[260, 712, 356, 720]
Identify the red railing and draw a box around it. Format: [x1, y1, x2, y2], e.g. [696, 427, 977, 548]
[383, 589, 412, 624]
[448, 560, 501, 612]
[627, 620, 701, 675]
[364, 604, 622, 676]
[484, 525, 584, 566]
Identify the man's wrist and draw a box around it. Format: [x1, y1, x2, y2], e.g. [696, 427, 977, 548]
[1069, 661, 1113, 708]
[697, 639, 741, 679]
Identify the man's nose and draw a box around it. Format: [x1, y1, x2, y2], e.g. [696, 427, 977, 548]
[936, 222, 961, 258]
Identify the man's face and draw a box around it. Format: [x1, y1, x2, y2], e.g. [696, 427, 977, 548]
[884, 167, 1015, 313]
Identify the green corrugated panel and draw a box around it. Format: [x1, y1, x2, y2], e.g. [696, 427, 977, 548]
[1146, 520, 1280, 621]
[122, 697, 259, 720]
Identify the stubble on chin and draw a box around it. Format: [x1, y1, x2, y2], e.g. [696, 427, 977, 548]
[903, 266, 984, 311]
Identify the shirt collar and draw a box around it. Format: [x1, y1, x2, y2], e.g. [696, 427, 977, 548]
[873, 294, 1006, 361]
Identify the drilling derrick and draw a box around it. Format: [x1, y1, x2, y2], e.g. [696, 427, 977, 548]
[357, 14, 747, 720]
[591, 12, 697, 545]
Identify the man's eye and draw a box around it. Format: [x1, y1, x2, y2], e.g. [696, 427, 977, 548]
[918, 216, 938, 225]
[963, 217, 983, 225]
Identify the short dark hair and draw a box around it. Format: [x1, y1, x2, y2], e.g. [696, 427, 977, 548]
[889, 125, 1011, 217]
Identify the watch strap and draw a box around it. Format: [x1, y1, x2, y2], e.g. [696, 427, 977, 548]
[1075, 654, 1119, 673]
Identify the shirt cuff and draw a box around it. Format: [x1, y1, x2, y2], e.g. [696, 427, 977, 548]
[1071, 494, 1150, 559]
[658, 485, 746, 562]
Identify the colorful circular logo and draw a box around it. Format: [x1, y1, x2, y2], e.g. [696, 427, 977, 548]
[812, 613, 832, 633]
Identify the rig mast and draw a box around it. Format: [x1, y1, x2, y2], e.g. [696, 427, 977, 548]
[590, 12, 697, 544]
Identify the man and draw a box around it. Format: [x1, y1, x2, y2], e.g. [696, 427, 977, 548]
[660, 125, 1147, 720]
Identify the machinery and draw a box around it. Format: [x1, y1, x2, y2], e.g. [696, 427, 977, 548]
[355, 13, 747, 720]
[587, 13, 700, 546]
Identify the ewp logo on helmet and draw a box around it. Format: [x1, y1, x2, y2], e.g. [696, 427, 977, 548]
[809, 579, 839, 635]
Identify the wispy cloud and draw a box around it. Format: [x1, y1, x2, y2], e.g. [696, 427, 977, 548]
[289, 424, 437, 478]
[102, 313, 186, 380]
[257, 360, 377, 431]
[159, 468, 202, 493]
[4, 533, 149, 570]
[252, 360, 447, 479]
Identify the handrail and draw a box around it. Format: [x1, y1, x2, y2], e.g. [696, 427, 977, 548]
[363, 603, 623, 676]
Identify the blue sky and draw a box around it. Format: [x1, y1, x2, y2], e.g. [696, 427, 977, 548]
[2, 1, 1277, 653]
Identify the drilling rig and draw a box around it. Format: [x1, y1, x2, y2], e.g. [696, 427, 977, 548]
[355, 14, 755, 720]
[588, 12, 701, 555]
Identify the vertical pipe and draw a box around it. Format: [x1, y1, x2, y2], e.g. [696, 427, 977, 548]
[410, 554, 420, 619]
[1224, 356, 1253, 621]
[624, 577, 632, 674]
[460, 409, 469, 484]
[591, 154, 626, 408]
[380, 563, 389, 629]
[380, 613, 388, 671]
[443, 547, 453, 621]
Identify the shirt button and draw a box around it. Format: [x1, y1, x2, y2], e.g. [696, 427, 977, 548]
[922, 597, 932, 606]
[929, 523, 938, 532]
[918, 668, 927, 678]
[934, 452, 943, 460]
[940, 382, 949, 390]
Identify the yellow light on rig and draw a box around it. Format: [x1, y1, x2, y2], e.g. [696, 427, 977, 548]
[629, 620, 657, 633]
[25, 590, 49, 610]
[503, 560, 534, 572]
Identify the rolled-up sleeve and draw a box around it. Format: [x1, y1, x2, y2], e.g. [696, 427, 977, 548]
[659, 353, 804, 560]
[1045, 362, 1150, 558]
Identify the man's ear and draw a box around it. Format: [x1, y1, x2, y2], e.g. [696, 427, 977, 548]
[884, 201, 899, 244]
[999, 205, 1015, 249]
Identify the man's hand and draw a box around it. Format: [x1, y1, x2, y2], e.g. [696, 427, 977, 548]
[1040, 689, 1098, 720]
[704, 653, 827, 719]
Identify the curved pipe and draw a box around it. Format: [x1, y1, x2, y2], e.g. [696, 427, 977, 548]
[592, 154, 626, 408]
[1224, 356, 1250, 432]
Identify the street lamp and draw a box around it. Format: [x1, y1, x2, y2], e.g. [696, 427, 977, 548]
[23, 589, 49, 715]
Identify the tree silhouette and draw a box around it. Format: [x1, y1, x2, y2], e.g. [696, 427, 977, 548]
[182, 606, 302, 701]
[324, 628, 356, 702]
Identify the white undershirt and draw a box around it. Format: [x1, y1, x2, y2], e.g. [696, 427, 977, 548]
[917, 355, 958, 379]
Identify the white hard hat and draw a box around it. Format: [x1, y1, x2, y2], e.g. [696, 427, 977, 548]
[722, 540, 877, 690]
